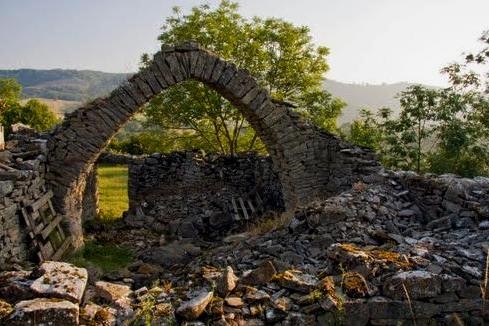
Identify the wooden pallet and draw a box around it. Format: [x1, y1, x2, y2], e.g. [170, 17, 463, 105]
[21, 190, 72, 262]
[231, 193, 264, 221]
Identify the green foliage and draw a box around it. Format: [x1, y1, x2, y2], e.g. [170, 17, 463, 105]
[441, 30, 489, 94]
[0, 78, 21, 105]
[0, 78, 60, 133]
[97, 164, 129, 221]
[382, 85, 439, 173]
[347, 28, 489, 178]
[67, 240, 133, 273]
[347, 108, 388, 150]
[141, 0, 344, 155]
[348, 86, 489, 177]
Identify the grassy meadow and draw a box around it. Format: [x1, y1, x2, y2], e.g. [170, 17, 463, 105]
[97, 164, 129, 221]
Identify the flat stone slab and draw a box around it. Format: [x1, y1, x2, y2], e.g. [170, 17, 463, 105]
[241, 260, 277, 286]
[273, 270, 318, 293]
[0, 271, 35, 303]
[176, 291, 213, 320]
[95, 281, 132, 303]
[30, 261, 88, 304]
[383, 271, 441, 299]
[8, 298, 79, 326]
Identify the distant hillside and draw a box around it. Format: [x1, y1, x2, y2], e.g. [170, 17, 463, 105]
[324, 80, 418, 125]
[1, 68, 432, 125]
[19, 98, 81, 117]
[0, 69, 129, 101]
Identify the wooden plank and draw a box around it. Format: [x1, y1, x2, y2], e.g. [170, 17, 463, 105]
[238, 197, 249, 220]
[231, 198, 241, 221]
[247, 199, 256, 213]
[39, 241, 54, 261]
[28, 190, 53, 213]
[255, 193, 263, 206]
[231, 197, 239, 214]
[51, 236, 73, 261]
[40, 214, 63, 240]
[47, 200, 57, 217]
[30, 211, 41, 222]
[21, 190, 72, 262]
[22, 208, 44, 235]
[21, 208, 33, 230]
[56, 222, 66, 239]
[33, 223, 44, 236]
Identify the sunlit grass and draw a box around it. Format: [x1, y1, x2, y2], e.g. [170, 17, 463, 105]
[97, 164, 128, 221]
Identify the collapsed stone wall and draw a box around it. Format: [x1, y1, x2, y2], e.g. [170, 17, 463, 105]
[0, 132, 48, 270]
[126, 151, 284, 240]
[395, 171, 489, 227]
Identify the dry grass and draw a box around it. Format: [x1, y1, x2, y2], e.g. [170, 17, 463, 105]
[338, 243, 412, 269]
[450, 314, 465, 326]
[482, 248, 489, 316]
[402, 283, 417, 326]
[246, 211, 293, 235]
[341, 271, 370, 297]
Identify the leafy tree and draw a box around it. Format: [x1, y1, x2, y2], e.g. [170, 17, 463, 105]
[381, 85, 438, 173]
[442, 30, 489, 93]
[349, 85, 489, 176]
[0, 78, 22, 115]
[0, 78, 60, 134]
[347, 108, 389, 150]
[428, 88, 489, 176]
[141, 1, 344, 155]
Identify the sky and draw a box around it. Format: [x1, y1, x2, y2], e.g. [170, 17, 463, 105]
[0, 0, 488, 86]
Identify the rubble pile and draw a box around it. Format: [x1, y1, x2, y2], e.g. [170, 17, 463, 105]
[2, 169, 488, 325]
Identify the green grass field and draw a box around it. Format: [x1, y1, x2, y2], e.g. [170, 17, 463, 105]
[97, 164, 129, 221]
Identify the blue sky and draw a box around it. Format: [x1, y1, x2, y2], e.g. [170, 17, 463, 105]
[1, 0, 488, 86]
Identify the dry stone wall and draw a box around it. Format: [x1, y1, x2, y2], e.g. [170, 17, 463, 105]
[126, 151, 284, 239]
[46, 42, 380, 248]
[0, 132, 48, 270]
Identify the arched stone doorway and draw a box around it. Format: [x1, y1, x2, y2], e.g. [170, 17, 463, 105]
[47, 43, 380, 249]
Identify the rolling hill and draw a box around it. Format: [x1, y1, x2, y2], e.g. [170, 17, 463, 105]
[0, 69, 129, 102]
[324, 80, 417, 124]
[1, 69, 427, 123]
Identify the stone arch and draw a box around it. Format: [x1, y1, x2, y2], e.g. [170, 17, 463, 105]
[47, 43, 380, 249]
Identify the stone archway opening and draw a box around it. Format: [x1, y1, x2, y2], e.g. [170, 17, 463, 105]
[47, 42, 380, 250]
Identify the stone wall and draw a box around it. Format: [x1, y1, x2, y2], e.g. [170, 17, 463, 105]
[126, 151, 284, 240]
[0, 132, 48, 270]
[46, 42, 381, 248]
